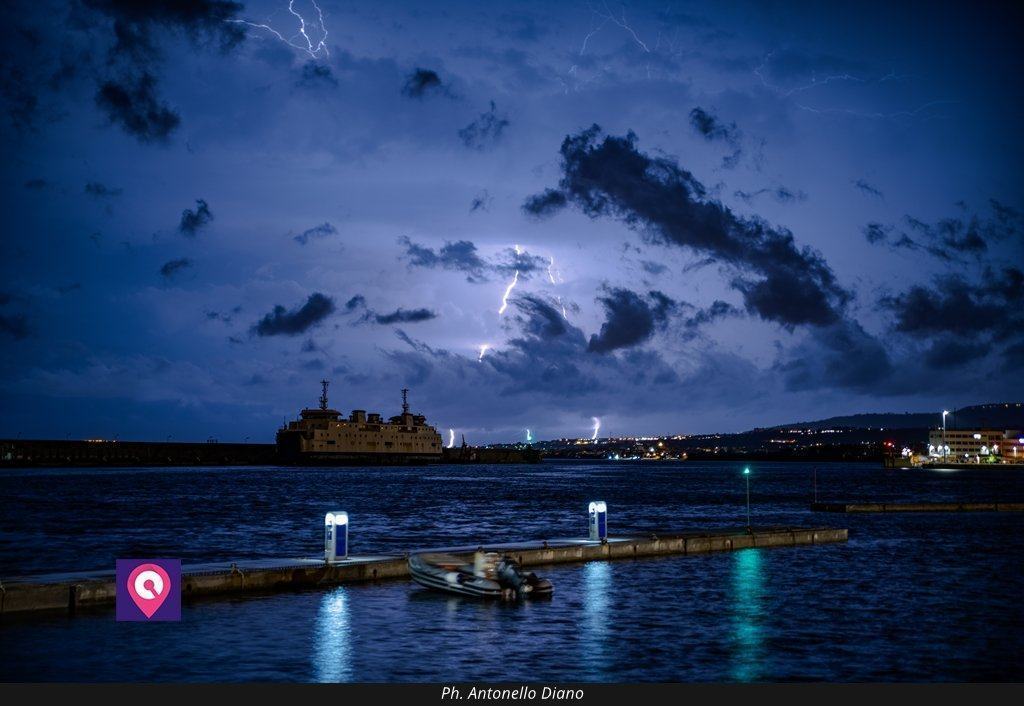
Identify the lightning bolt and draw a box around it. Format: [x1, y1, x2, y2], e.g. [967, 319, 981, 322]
[499, 246, 524, 315]
[547, 256, 568, 319]
[477, 343, 490, 362]
[497, 270, 520, 313]
[591, 2, 650, 53]
[447, 428, 455, 449]
[591, 417, 601, 441]
[228, 0, 330, 59]
[753, 50, 947, 121]
[525, 428, 533, 443]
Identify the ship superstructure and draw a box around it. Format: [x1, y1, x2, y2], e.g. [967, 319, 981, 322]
[276, 381, 443, 464]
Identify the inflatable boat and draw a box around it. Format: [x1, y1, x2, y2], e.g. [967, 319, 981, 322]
[408, 552, 553, 599]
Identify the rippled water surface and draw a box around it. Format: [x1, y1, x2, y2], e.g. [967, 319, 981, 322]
[1, 461, 1022, 681]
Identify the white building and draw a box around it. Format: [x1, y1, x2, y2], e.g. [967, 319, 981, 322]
[927, 429, 1024, 463]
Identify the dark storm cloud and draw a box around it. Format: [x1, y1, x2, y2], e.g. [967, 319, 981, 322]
[205, 306, 240, 324]
[95, 73, 181, 143]
[297, 61, 337, 89]
[371, 308, 438, 325]
[1002, 343, 1024, 372]
[527, 126, 850, 328]
[0, 313, 30, 340]
[0, 59, 38, 131]
[75, 1, 244, 141]
[23, 178, 48, 190]
[399, 236, 547, 283]
[469, 190, 492, 212]
[989, 198, 1020, 226]
[881, 268, 1023, 340]
[252, 293, 336, 337]
[777, 320, 894, 393]
[588, 288, 674, 354]
[865, 200, 1021, 261]
[683, 300, 740, 334]
[854, 179, 884, 198]
[401, 68, 448, 99]
[293, 222, 338, 245]
[458, 101, 510, 150]
[923, 337, 986, 369]
[56, 283, 83, 295]
[398, 236, 489, 282]
[82, 0, 245, 56]
[689, 107, 737, 143]
[522, 188, 568, 217]
[178, 198, 213, 236]
[734, 186, 807, 204]
[339, 295, 435, 326]
[493, 247, 548, 278]
[84, 181, 123, 198]
[877, 260, 1023, 373]
[513, 294, 570, 340]
[689, 107, 742, 169]
[863, 222, 890, 244]
[159, 257, 193, 278]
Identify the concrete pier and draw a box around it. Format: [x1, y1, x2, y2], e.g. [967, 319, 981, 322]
[0, 526, 847, 615]
[811, 502, 1024, 513]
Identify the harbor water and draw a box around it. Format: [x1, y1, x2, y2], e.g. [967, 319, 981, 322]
[1, 461, 1022, 681]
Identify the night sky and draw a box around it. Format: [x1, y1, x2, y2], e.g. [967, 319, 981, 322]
[1, 0, 1021, 443]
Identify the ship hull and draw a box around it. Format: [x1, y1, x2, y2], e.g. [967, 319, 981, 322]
[276, 451, 443, 466]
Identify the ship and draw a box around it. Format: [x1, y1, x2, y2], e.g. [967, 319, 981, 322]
[275, 381, 444, 465]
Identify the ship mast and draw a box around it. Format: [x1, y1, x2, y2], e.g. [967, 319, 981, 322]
[401, 387, 410, 415]
[319, 379, 330, 411]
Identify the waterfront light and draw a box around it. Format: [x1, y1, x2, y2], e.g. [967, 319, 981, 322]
[743, 467, 751, 531]
[588, 501, 608, 541]
[325, 511, 349, 563]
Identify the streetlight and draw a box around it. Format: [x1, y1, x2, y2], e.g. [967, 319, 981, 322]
[942, 410, 949, 460]
[743, 466, 751, 532]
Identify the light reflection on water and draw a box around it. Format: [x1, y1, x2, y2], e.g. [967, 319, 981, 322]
[313, 587, 352, 682]
[731, 548, 765, 682]
[582, 561, 612, 677]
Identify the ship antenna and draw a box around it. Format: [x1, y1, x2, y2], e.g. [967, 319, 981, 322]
[319, 379, 330, 411]
[401, 388, 409, 415]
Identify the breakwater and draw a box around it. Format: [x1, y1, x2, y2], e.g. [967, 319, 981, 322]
[0, 439, 539, 467]
[0, 527, 847, 615]
[811, 501, 1024, 513]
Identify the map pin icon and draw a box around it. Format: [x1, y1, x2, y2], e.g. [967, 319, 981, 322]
[126, 563, 171, 618]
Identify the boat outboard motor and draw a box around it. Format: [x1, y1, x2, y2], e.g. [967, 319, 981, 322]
[496, 558, 530, 595]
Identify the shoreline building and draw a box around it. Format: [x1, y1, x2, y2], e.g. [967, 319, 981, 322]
[927, 428, 1024, 464]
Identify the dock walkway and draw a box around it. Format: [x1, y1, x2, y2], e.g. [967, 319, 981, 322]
[811, 502, 1024, 513]
[0, 527, 847, 616]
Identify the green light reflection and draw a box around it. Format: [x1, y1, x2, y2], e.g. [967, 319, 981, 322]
[730, 548, 765, 682]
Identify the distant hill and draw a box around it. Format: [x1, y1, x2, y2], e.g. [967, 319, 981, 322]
[760, 403, 1024, 432]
